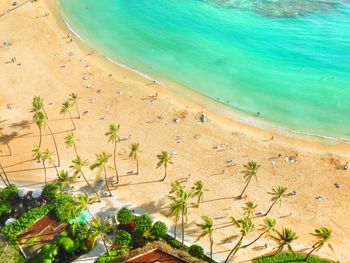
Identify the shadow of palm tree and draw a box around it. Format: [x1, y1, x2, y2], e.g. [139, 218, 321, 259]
[137, 198, 168, 215]
[9, 120, 31, 130]
[115, 179, 163, 187]
[200, 196, 235, 203]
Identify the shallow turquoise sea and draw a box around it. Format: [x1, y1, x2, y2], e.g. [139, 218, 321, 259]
[59, 0, 350, 140]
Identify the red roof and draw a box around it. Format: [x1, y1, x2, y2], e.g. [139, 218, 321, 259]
[125, 248, 188, 263]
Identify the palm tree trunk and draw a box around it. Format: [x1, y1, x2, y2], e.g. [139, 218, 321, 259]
[239, 176, 252, 199]
[181, 209, 185, 245]
[0, 164, 10, 186]
[38, 128, 42, 148]
[242, 230, 267, 248]
[46, 124, 60, 167]
[81, 170, 100, 202]
[224, 235, 244, 263]
[210, 235, 213, 259]
[113, 141, 119, 184]
[1, 134, 11, 156]
[162, 166, 167, 181]
[73, 142, 78, 157]
[274, 244, 284, 255]
[0, 168, 8, 186]
[102, 237, 110, 256]
[43, 159, 47, 185]
[104, 167, 112, 197]
[136, 157, 139, 175]
[53, 163, 59, 176]
[68, 110, 76, 130]
[264, 199, 279, 216]
[75, 102, 81, 119]
[174, 221, 177, 238]
[305, 244, 320, 260]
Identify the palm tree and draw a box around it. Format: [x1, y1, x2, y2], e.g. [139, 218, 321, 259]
[273, 228, 298, 255]
[238, 161, 260, 199]
[242, 201, 258, 218]
[191, 180, 206, 205]
[168, 205, 180, 239]
[57, 170, 75, 192]
[242, 217, 276, 248]
[33, 111, 47, 148]
[65, 133, 78, 157]
[32, 146, 49, 185]
[60, 100, 76, 130]
[74, 192, 92, 215]
[157, 151, 173, 181]
[264, 185, 288, 216]
[90, 216, 112, 255]
[31, 96, 46, 116]
[90, 152, 112, 197]
[105, 124, 120, 184]
[170, 180, 184, 194]
[305, 227, 332, 260]
[168, 189, 191, 245]
[224, 217, 255, 263]
[129, 143, 140, 174]
[70, 156, 100, 201]
[68, 93, 81, 119]
[196, 216, 214, 259]
[43, 149, 58, 175]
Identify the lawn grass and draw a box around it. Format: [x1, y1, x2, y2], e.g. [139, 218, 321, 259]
[254, 252, 335, 263]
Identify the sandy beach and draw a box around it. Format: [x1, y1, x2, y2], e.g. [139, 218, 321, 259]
[1, 0, 350, 262]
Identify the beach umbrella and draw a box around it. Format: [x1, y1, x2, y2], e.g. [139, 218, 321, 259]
[5, 218, 16, 226]
[32, 188, 42, 198]
[18, 188, 28, 198]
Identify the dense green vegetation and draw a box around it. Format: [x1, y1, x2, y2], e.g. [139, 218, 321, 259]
[254, 252, 335, 263]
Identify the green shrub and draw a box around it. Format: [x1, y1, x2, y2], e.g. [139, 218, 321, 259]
[116, 208, 133, 225]
[254, 252, 334, 263]
[96, 248, 128, 263]
[69, 222, 89, 242]
[0, 184, 18, 202]
[28, 244, 58, 263]
[115, 230, 132, 247]
[164, 236, 183, 249]
[134, 214, 153, 234]
[51, 193, 74, 222]
[57, 236, 78, 254]
[151, 221, 167, 239]
[0, 205, 51, 243]
[42, 183, 60, 201]
[188, 244, 204, 259]
[0, 202, 11, 217]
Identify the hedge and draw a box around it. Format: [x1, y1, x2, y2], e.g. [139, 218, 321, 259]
[115, 230, 132, 247]
[0, 184, 18, 202]
[151, 221, 168, 239]
[116, 208, 133, 225]
[188, 244, 205, 259]
[0, 205, 51, 243]
[134, 214, 153, 234]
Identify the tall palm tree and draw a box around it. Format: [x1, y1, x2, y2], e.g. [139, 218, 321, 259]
[32, 146, 49, 185]
[191, 180, 206, 205]
[168, 189, 191, 245]
[90, 152, 112, 197]
[242, 217, 276, 248]
[170, 180, 184, 195]
[306, 227, 332, 260]
[242, 201, 258, 218]
[60, 100, 76, 130]
[90, 216, 112, 255]
[273, 228, 298, 255]
[264, 185, 288, 216]
[157, 151, 173, 181]
[196, 216, 214, 259]
[224, 217, 255, 263]
[105, 124, 120, 184]
[74, 192, 92, 215]
[129, 143, 140, 174]
[31, 96, 46, 116]
[70, 156, 100, 201]
[65, 133, 78, 157]
[43, 149, 58, 175]
[168, 205, 180, 239]
[33, 111, 47, 148]
[238, 161, 260, 199]
[68, 93, 81, 119]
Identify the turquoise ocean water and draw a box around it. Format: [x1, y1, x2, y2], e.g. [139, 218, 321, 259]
[59, 0, 350, 140]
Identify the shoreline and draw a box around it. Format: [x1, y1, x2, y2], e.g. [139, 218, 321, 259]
[53, 0, 350, 156]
